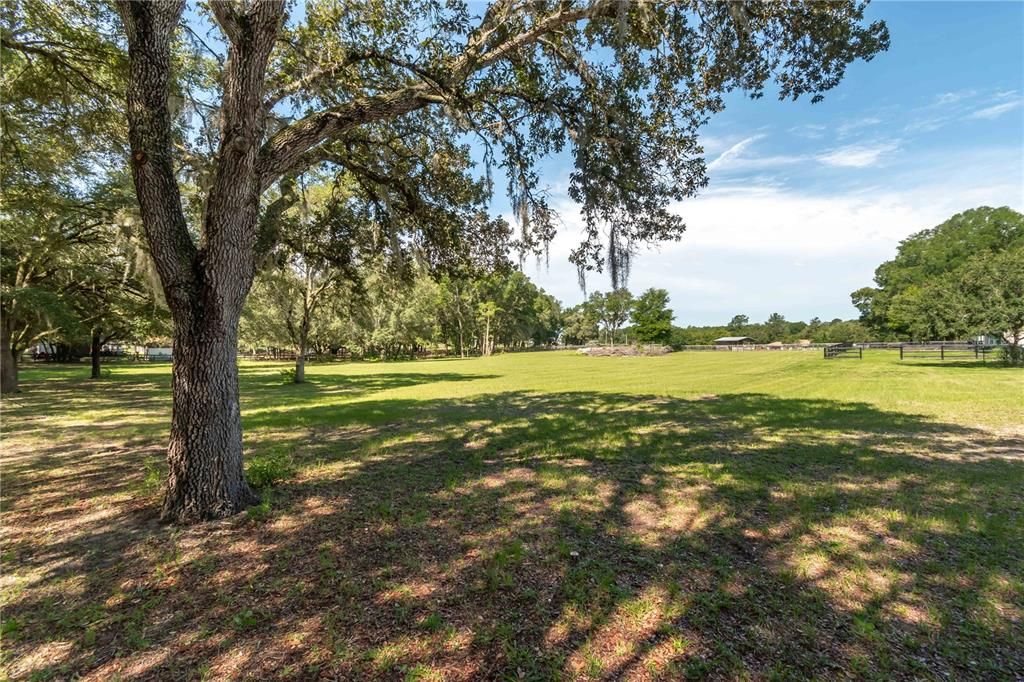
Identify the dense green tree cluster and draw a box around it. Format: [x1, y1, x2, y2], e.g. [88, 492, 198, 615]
[852, 207, 1023, 361]
[241, 252, 564, 376]
[0, 2, 171, 390]
[559, 287, 674, 346]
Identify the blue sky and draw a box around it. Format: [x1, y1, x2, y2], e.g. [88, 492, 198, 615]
[517, 1, 1024, 325]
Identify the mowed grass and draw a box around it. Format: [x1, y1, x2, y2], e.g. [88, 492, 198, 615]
[1, 351, 1022, 680]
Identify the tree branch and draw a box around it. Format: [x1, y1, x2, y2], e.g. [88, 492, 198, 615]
[116, 0, 199, 312]
[255, 0, 617, 191]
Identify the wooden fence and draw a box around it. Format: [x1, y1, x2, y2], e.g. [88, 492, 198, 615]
[899, 343, 995, 362]
[824, 345, 863, 359]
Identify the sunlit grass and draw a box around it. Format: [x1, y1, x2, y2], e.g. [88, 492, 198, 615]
[2, 351, 1022, 679]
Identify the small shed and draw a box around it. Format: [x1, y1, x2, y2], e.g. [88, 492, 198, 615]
[714, 336, 754, 345]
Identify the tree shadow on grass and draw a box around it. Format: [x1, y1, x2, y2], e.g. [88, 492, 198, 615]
[2, 387, 1022, 680]
[237, 368, 501, 417]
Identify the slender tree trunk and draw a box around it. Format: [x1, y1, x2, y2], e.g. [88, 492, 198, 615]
[90, 327, 102, 379]
[1, 322, 17, 394]
[161, 318, 258, 522]
[295, 331, 306, 383]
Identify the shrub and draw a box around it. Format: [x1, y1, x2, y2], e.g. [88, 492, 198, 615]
[246, 451, 295, 488]
[999, 344, 1024, 367]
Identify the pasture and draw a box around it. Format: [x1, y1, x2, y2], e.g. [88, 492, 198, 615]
[2, 351, 1022, 680]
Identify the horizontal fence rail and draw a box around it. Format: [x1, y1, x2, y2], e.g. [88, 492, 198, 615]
[824, 345, 863, 359]
[899, 343, 996, 362]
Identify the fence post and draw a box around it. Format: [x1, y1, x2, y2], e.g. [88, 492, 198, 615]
[941, 345, 944, 361]
[900, 345, 903, 360]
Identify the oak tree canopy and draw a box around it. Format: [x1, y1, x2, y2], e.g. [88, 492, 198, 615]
[110, 0, 889, 522]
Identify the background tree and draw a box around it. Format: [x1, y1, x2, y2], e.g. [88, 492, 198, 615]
[631, 288, 674, 344]
[727, 314, 749, 333]
[561, 303, 599, 346]
[530, 290, 563, 347]
[878, 245, 1024, 362]
[1, 0, 129, 392]
[588, 289, 634, 346]
[763, 312, 789, 342]
[477, 300, 500, 357]
[852, 206, 1024, 338]
[959, 247, 1024, 364]
[245, 179, 367, 382]
[437, 274, 478, 358]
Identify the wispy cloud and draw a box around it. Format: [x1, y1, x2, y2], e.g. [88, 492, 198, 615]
[909, 89, 1023, 131]
[904, 116, 949, 134]
[933, 90, 976, 107]
[788, 123, 827, 139]
[837, 116, 883, 138]
[967, 99, 1023, 120]
[707, 134, 766, 170]
[816, 142, 900, 168]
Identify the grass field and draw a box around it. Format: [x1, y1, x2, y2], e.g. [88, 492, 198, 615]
[2, 351, 1022, 680]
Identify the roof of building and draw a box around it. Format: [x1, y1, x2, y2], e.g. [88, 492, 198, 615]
[714, 336, 754, 343]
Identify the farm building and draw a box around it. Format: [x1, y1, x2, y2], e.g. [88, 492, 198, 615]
[714, 336, 754, 345]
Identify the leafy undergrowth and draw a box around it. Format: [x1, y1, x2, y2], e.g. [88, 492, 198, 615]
[1, 354, 1022, 680]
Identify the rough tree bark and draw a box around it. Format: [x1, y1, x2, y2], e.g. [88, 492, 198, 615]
[1, 321, 17, 394]
[295, 329, 306, 383]
[117, 0, 284, 522]
[162, 318, 258, 520]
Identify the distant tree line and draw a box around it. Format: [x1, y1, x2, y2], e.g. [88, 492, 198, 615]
[241, 259, 562, 369]
[669, 315, 873, 347]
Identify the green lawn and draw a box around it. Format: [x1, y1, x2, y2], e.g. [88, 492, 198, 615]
[2, 351, 1022, 680]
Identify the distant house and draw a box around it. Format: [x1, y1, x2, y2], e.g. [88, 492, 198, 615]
[146, 347, 172, 360]
[714, 336, 754, 345]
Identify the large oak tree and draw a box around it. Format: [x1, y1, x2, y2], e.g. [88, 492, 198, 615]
[113, 0, 887, 522]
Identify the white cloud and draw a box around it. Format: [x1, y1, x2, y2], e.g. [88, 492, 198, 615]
[708, 133, 900, 173]
[525, 148, 1022, 323]
[816, 142, 899, 168]
[707, 134, 766, 171]
[967, 99, 1023, 120]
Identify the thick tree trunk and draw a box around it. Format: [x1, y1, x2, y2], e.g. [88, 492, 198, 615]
[1, 323, 17, 394]
[90, 327, 102, 379]
[161, 320, 258, 523]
